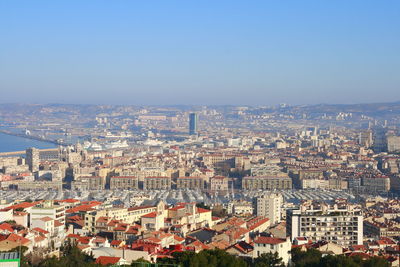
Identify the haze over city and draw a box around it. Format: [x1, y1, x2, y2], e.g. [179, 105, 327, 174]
[1, 1, 399, 105]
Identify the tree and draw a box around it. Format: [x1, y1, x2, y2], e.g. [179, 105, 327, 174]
[253, 252, 285, 267]
[362, 257, 390, 267]
[131, 257, 151, 267]
[196, 202, 210, 210]
[290, 247, 390, 267]
[290, 247, 322, 267]
[158, 249, 246, 267]
[157, 251, 196, 267]
[319, 255, 359, 267]
[212, 205, 228, 218]
[36, 242, 98, 267]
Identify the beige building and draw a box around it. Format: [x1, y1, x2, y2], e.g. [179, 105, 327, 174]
[242, 176, 292, 190]
[84, 205, 157, 233]
[72, 176, 104, 190]
[362, 177, 390, 192]
[387, 136, 400, 153]
[141, 202, 165, 231]
[210, 176, 229, 191]
[202, 154, 249, 175]
[176, 177, 204, 190]
[364, 219, 400, 238]
[143, 176, 171, 190]
[30, 201, 66, 224]
[110, 176, 139, 190]
[301, 179, 329, 189]
[256, 193, 283, 225]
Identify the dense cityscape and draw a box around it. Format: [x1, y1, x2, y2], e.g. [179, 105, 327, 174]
[2, 0, 400, 265]
[0, 103, 399, 266]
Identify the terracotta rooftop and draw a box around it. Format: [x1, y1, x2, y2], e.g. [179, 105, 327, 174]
[254, 236, 286, 245]
[96, 256, 121, 266]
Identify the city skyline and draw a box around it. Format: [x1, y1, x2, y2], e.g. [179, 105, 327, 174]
[1, 1, 399, 105]
[1, 2, 400, 266]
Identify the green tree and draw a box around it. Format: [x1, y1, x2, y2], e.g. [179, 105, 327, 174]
[196, 202, 210, 210]
[37, 242, 98, 267]
[253, 252, 284, 267]
[290, 247, 391, 267]
[362, 257, 390, 267]
[319, 255, 359, 267]
[158, 249, 246, 267]
[130, 257, 151, 267]
[290, 247, 322, 267]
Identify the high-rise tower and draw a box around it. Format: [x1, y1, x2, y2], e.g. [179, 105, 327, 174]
[26, 147, 39, 172]
[189, 113, 198, 135]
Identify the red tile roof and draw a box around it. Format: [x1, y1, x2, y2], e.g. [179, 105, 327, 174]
[34, 236, 46, 243]
[66, 234, 80, 239]
[57, 198, 80, 203]
[174, 235, 185, 242]
[95, 256, 120, 265]
[142, 212, 157, 218]
[5, 201, 38, 211]
[32, 227, 49, 235]
[110, 240, 122, 246]
[128, 205, 155, 211]
[247, 217, 269, 231]
[7, 233, 30, 245]
[0, 223, 14, 233]
[254, 236, 286, 245]
[197, 207, 211, 213]
[66, 203, 98, 213]
[54, 220, 64, 227]
[40, 216, 53, 222]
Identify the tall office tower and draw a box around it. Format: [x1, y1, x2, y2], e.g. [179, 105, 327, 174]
[26, 147, 39, 172]
[306, 126, 318, 136]
[189, 113, 198, 135]
[256, 193, 283, 225]
[286, 203, 363, 246]
[359, 130, 373, 148]
[373, 126, 387, 152]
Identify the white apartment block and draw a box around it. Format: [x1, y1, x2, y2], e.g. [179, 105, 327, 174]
[256, 193, 283, 225]
[253, 236, 291, 264]
[30, 201, 65, 225]
[286, 203, 363, 246]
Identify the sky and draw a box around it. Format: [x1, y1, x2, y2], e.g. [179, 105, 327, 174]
[0, 1, 399, 106]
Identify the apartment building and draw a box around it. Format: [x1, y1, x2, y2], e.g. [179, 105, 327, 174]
[256, 193, 283, 225]
[362, 177, 390, 192]
[286, 203, 363, 246]
[210, 176, 229, 191]
[143, 176, 171, 190]
[30, 201, 66, 225]
[110, 176, 139, 190]
[253, 236, 291, 264]
[71, 176, 104, 190]
[176, 177, 204, 190]
[242, 176, 292, 190]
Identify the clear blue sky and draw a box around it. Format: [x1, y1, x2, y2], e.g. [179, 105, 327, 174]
[0, 1, 399, 105]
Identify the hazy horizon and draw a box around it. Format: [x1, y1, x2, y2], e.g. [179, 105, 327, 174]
[1, 1, 399, 105]
[2, 99, 400, 107]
